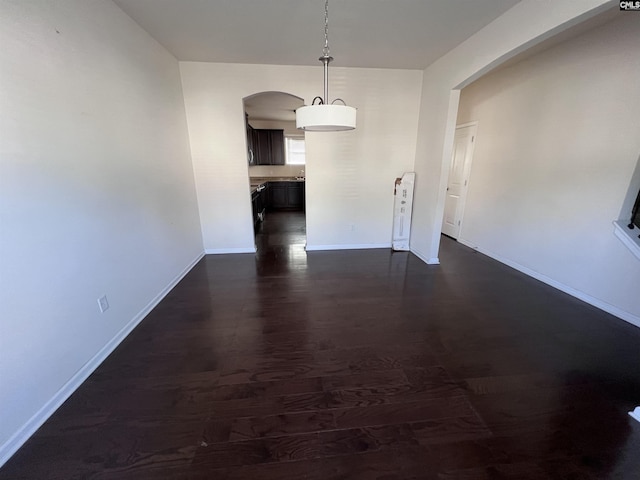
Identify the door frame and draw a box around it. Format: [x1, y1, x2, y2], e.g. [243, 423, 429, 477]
[443, 121, 478, 239]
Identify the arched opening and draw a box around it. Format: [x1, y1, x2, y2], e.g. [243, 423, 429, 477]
[243, 91, 307, 260]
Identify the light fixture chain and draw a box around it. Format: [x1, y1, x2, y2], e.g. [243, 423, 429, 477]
[296, 0, 355, 131]
[323, 0, 330, 57]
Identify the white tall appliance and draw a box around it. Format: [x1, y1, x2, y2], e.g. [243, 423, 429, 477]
[392, 172, 415, 251]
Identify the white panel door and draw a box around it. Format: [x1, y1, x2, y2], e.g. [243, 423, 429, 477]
[442, 124, 476, 239]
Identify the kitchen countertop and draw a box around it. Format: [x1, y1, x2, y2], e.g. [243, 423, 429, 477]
[250, 176, 305, 193]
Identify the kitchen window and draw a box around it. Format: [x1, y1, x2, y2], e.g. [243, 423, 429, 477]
[285, 136, 305, 165]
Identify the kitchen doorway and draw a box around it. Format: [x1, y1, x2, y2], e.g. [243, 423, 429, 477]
[243, 92, 307, 258]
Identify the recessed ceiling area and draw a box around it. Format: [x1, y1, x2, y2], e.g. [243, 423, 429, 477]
[113, 0, 522, 70]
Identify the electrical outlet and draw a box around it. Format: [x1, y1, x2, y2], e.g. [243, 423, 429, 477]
[97, 295, 109, 313]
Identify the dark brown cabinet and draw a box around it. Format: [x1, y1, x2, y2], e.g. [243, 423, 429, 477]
[251, 190, 259, 229]
[245, 114, 256, 165]
[269, 130, 285, 165]
[252, 184, 268, 231]
[269, 181, 305, 211]
[254, 129, 284, 166]
[254, 129, 270, 166]
[251, 181, 304, 234]
[244, 113, 284, 166]
[269, 183, 287, 209]
[288, 183, 304, 208]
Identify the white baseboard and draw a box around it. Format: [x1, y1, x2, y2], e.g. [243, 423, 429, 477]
[457, 238, 640, 329]
[205, 247, 256, 254]
[305, 243, 391, 251]
[0, 251, 205, 468]
[409, 247, 440, 265]
[456, 238, 478, 251]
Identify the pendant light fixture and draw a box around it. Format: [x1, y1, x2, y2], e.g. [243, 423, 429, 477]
[296, 0, 356, 131]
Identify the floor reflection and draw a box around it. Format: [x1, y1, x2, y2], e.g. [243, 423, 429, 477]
[255, 211, 307, 274]
[250, 211, 310, 358]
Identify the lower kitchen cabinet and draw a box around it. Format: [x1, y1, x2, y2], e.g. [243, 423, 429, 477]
[270, 183, 287, 209]
[288, 183, 304, 208]
[252, 184, 268, 231]
[251, 190, 260, 231]
[268, 181, 305, 211]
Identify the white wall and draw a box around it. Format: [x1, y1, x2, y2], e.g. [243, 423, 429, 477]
[0, 0, 203, 462]
[455, 14, 640, 323]
[410, 0, 612, 264]
[180, 62, 422, 252]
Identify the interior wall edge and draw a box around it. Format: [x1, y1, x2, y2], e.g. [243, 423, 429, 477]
[429, 89, 462, 261]
[457, 238, 640, 330]
[409, 247, 440, 266]
[0, 251, 205, 468]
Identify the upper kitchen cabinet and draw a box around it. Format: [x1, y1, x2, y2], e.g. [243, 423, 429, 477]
[243, 92, 304, 166]
[270, 130, 285, 166]
[245, 113, 256, 165]
[255, 129, 284, 166]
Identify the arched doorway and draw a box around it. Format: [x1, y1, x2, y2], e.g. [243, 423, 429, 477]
[243, 92, 307, 259]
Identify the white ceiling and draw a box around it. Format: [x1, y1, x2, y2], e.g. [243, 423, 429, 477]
[113, 0, 521, 70]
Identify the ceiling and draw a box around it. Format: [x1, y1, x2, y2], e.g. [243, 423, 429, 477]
[244, 92, 304, 122]
[113, 0, 521, 70]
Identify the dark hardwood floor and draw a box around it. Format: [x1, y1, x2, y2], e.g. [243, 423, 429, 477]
[2, 212, 639, 479]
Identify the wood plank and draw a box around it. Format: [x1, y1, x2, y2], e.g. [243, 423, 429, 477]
[2, 215, 639, 479]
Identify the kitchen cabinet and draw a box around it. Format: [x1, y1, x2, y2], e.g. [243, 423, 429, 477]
[255, 129, 284, 166]
[251, 184, 268, 231]
[255, 130, 270, 166]
[251, 190, 259, 229]
[288, 183, 304, 208]
[269, 181, 305, 211]
[269, 131, 285, 165]
[269, 183, 287, 209]
[260, 183, 269, 215]
[245, 114, 256, 165]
